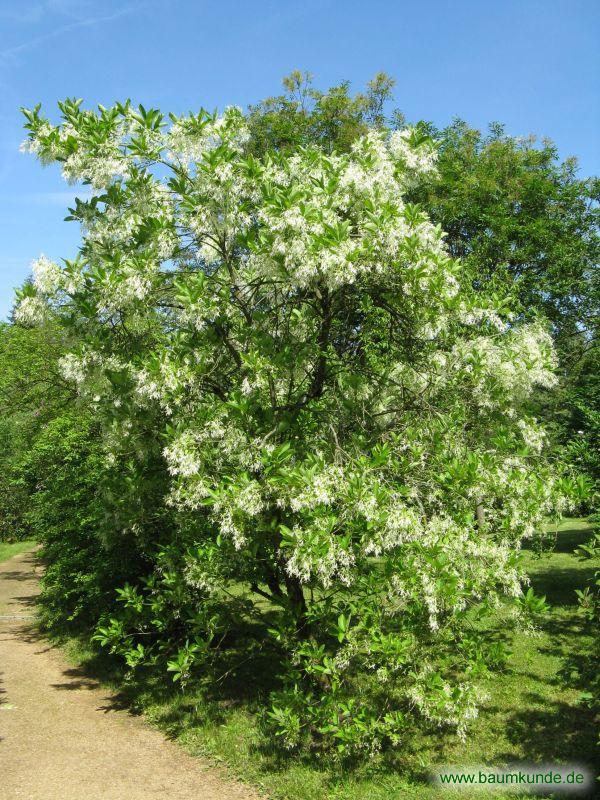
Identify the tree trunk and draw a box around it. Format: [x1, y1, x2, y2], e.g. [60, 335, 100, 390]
[476, 501, 485, 530]
[283, 573, 309, 637]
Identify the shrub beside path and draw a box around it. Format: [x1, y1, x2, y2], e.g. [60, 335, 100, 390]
[0, 549, 261, 800]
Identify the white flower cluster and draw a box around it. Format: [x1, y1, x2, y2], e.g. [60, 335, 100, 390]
[63, 148, 130, 188]
[212, 481, 265, 550]
[14, 295, 48, 325]
[24, 112, 132, 188]
[59, 352, 89, 385]
[31, 255, 62, 295]
[284, 525, 355, 589]
[288, 464, 345, 512]
[408, 668, 487, 740]
[517, 418, 546, 452]
[164, 431, 202, 477]
[362, 498, 422, 556]
[83, 180, 176, 262]
[241, 127, 446, 291]
[459, 305, 508, 332]
[453, 322, 558, 408]
[167, 106, 249, 163]
[19, 121, 56, 163]
[388, 129, 438, 181]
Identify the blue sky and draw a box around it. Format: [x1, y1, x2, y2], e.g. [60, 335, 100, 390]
[0, 0, 598, 319]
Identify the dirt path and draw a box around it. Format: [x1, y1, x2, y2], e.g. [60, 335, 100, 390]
[0, 549, 261, 800]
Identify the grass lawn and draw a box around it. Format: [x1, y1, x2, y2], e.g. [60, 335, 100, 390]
[59, 518, 599, 799]
[0, 540, 36, 563]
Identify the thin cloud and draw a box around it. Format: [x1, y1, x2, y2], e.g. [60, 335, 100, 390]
[0, 5, 139, 62]
[0, 1, 96, 25]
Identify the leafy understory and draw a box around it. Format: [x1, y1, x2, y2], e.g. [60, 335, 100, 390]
[56, 518, 598, 800]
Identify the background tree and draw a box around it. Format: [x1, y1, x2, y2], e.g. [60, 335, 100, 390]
[0, 314, 146, 628]
[247, 70, 397, 156]
[412, 121, 599, 501]
[0, 318, 73, 541]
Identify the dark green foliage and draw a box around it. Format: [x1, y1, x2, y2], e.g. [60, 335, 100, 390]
[0, 321, 74, 540]
[411, 121, 599, 351]
[6, 406, 156, 633]
[21, 414, 114, 629]
[560, 347, 600, 503]
[0, 413, 32, 541]
[0, 319, 172, 631]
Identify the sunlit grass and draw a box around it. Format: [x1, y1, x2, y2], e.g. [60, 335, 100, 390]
[0, 540, 36, 563]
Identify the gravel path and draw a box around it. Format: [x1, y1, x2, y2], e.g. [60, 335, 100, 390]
[0, 549, 261, 800]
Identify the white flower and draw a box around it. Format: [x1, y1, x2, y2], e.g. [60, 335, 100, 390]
[31, 255, 62, 295]
[59, 353, 88, 384]
[163, 433, 202, 477]
[14, 296, 48, 325]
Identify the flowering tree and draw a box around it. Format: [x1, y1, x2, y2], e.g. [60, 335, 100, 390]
[17, 99, 566, 754]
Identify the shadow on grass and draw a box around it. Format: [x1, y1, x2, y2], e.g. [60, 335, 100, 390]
[497, 696, 597, 769]
[42, 613, 286, 733]
[499, 522, 599, 774]
[544, 526, 594, 554]
[522, 522, 592, 557]
[529, 565, 597, 607]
